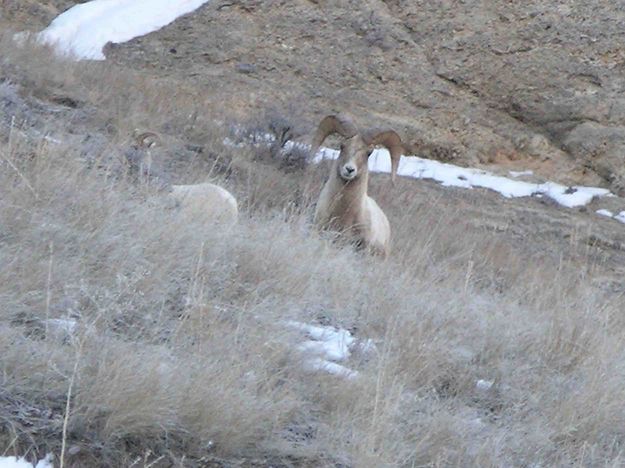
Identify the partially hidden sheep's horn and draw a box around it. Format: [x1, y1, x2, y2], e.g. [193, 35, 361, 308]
[363, 129, 403, 183]
[133, 130, 162, 149]
[310, 114, 359, 157]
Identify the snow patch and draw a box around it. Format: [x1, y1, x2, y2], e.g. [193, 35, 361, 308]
[45, 318, 77, 334]
[509, 170, 534, 178]
[476, 379, 494, 391]
[0, 454, 54, 468]
[595, 209, 625, 224]
[230, 132, 611, 209]
[285, 321, 373, 379]
[597, 209, 614, 218]
[317, 147, 611, 208]
[303, 358, 359, 379]
[44, 318, 78, 341]
[35, 0, 211, 60]
[287, 320, 354, 361]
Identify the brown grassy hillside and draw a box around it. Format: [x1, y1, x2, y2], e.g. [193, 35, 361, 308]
[2, 10, 625, 468]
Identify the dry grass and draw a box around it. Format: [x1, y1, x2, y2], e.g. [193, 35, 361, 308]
[2, 30, 625, 467]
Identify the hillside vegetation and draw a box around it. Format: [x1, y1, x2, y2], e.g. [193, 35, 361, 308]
[1, 13, 625, 468]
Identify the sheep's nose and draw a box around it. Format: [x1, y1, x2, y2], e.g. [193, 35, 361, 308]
[345, 165, 355, 174]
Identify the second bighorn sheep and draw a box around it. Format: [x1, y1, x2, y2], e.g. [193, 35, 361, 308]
[311, 114, 403, 257]
[169, 182, 238, 226]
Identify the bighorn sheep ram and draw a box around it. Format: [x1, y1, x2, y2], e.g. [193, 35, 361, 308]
[311, 114, 403, 257]
[169, 182, 238, 226]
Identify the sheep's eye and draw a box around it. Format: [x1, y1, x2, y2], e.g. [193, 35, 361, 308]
[367, 149, 373, 157]
[340, 143, 345, 151]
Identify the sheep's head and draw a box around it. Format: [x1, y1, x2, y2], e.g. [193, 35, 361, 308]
[336, 135, 371, 181]
[311, 114, 403, 183]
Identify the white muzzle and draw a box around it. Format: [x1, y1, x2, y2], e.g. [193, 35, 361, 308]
[340, 164, 357, 181]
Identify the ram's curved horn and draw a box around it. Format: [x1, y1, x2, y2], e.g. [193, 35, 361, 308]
[133, 129, 162, 149]
[310, 114, 359, 156]
[363, 129, 403, 183]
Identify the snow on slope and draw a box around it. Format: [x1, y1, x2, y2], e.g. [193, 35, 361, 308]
[285, 321, 376, 379]
[597, 209, 614, 218]
[0, 454, 53, 468]
[596, 209, 625, 224]
[312, 146, 611, 208]
[225, 134, 613, 209]
[38, 0, 211, 60]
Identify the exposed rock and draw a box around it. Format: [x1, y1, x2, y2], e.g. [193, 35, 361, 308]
[563, 123, 625, 194]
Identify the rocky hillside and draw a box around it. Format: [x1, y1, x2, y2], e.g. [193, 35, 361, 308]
[6, 1, 625, 192]
[90, 0, 625, 194]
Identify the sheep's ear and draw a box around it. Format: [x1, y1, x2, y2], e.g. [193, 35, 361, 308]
[310, 114, 358, 156]
[363, 129, 403, 184]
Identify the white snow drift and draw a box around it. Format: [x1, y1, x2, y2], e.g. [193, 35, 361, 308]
[285, 321, 376, 379]
[313, 147, 611, 208]
[596, 209, 625, 224]
[228, 133, 612, 210]
[37, 0, 211, 60]
[0, 454, 53, 468]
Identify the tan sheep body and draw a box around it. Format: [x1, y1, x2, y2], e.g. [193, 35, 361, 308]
[169, 182, 238, 226]
[311, 115, 403, 257]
